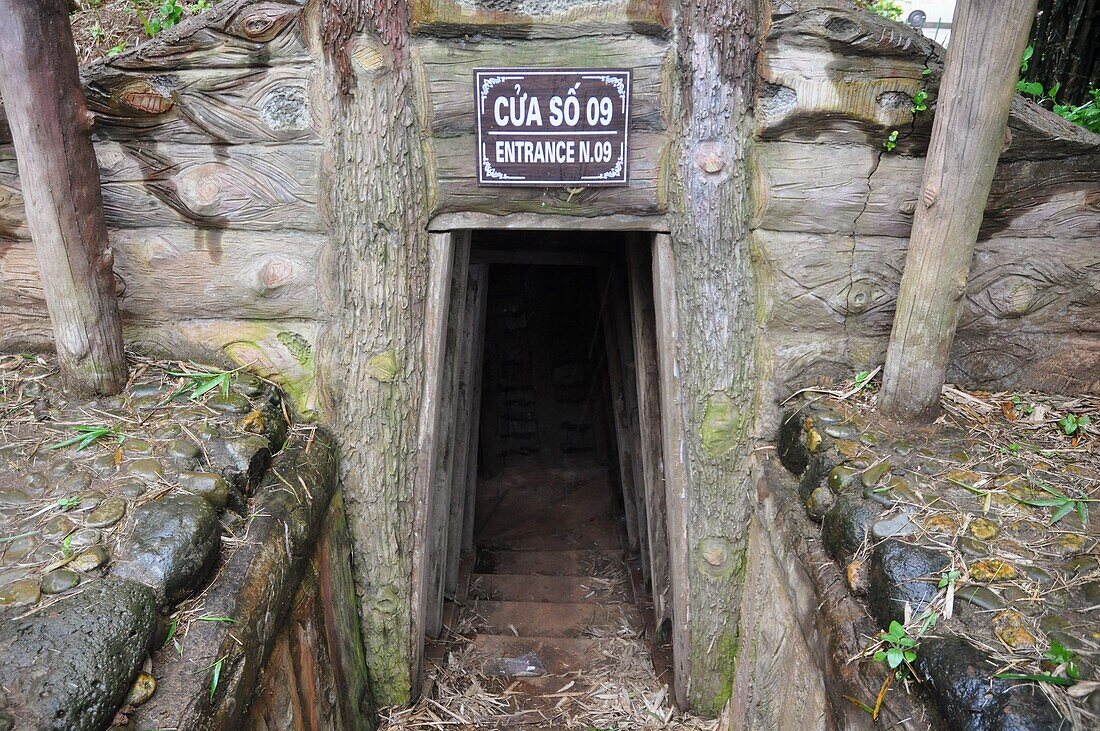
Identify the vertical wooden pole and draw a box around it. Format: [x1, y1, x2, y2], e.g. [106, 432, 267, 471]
[0, 0, 126, 394]
[446, 262, 487, 594]
[881, 0, 1040, 419]
[602, 299, 641, 552]
[461, 265, 490, 553]
[626, 239, 672, 625]
[651, 234, 692, 708]
[410, 232, 454, 685]
[426, 232, 470, 638]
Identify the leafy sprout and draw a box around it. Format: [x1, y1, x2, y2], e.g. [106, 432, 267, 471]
[883, 129, 899, 152]
[996, 641, 1079, 686]
[873, 621, 917, 673]
[49, 424, 125, 451]
[168, 365, 236, 401]
[911, 90, 928, 113]
[1010, 480, 1092, 525]
[1058, 413, 1090, 437]
[57, 496, 80, 512]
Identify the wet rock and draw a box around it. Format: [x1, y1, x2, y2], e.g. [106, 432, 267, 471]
[50, 459, 76, 478]
[111, 494, 220, 606]
[805, 486, 835, 522]
[1021, 564, 1055, 586]
[957, 585, 1006, 611]
[41, 514, 76, 540]
[59, 472, 93, 495]
[968, 517, 1000, 540]
[827, 465, 860, 494]
[121, 438, 154, 455]
[89, 453, 118, 477]
[41, 568, 80, 594]
[916, 636, 1061, 731]
[126, 672, 156, 707]
[813, 409, 844, 425]
[0, 488, 33, 506]
[868, 539, 948, 627]
[231, 372, 264, 397]
[206, 392, 251, 414]
[970, 559, 1018, 582]
[78, 489, 106, 510]
[85, 497, 127, 528]
[22, 471, 48, 495]
[130, 383, 166, 400]
[72, 546, 109, 572]
[68, 528, 102, 549]
[178, 471, 228, 509]
[117, 479, 148, 499]
[126, 458, 165, 482]
[2, 534, 37, 562]
[0, 577, 156, 731]
[872, 508, 919, 539]
[861, 460, 891, 488]
[821, 495, 879, 565]
[166, 438, 201, 467]
[1051, 532, 1085, 556]
[992, 610, 1036, 649]
[958, 536, 989, 557]
[0, 578, 40, 607]
[823, 424, 858, 440]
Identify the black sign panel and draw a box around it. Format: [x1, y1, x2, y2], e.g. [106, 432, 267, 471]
[474, 68, 631, 187]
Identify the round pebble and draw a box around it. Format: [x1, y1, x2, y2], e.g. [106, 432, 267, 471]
[968, 517, 1000, 540]
[957, 585, 1006, 611]
[49, 459, 76, 478]
[71, 546, 109, 572]
[0, 578, 40, 607]
[872, 508, 919, 539]
[206, 392, 251, 414]
[84, 497, 126, 528]
[40, 568, 79, 594]
[805, 486, 835, 522]
[22, 472, 48, 495]
[78, 489, 106, 510]
[823, 424, 858, 440]
[861, 461, 892, 488]
[969, 558, 1017, 582]
[68, 528, 102, 549]
[116, 480, 148, 499]
[89, 453, 119, 477]
[0, 489, 33, 506]
[232, 373, 264, 397]
[2, 534, 38, 562]
[41, 515, 76, 540]
[126, 672, 157, 706]
[992, 610, 1036, 648]
[122, 438, 154, 455]
[127, 458, 165, 481]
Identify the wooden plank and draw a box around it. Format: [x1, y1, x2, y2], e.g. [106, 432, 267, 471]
[411, 232, 456, 680]
[625, 238, 671, 623]
[86, 64, 317, 145]
[650, 233, 690, 706]
[601, 293, 640, 551]
[427, 231, 470, 638]
[411, 0, 672, 37]
[459, 264, 489, 555]
[415, 36, 670, 137]
[428, 211, 670, 232]
[1, 228, 326, 322]
[430, 130, 667, 218]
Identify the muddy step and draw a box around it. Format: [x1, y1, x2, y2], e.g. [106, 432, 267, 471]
[465, 599, 643, 638]
[478, 520, 624, 551]
[469, 574, 632, 604]
[475, 549, 626, 576]
[473, 634, 597, 677]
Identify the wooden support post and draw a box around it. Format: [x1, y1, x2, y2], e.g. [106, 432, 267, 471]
[426, 232, 471, 638]
[446, 262, 487, 594]
[410, 232, 455, 684]
[460, 265, 490, 554]
[626, 239, 672, 624]
[881, 0, 1040, 420]
[651, 234, 692, 708]
[0, 0, 126, 394]
[601, 297, 641, 552]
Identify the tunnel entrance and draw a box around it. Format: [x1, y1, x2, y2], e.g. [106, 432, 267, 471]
[422, 229, 675, 709]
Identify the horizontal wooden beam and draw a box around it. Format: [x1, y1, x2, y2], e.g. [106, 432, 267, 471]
[428, 211, 670, 232]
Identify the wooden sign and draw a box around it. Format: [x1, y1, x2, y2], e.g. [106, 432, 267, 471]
[474, 68, 631, 187]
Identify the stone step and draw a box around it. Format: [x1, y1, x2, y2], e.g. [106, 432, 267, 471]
[475, 549, 626, 577]
[478, 519, 623, 551]
[465, 599, 643, 638]
[469, 573, 632, 603]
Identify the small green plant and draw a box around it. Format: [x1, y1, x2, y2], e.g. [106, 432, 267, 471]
[168, 365, 236, 401]
[189, 0, 212, 10]
[89, 23, 106, 42]
[1011, 480, 1092, 525]
[937, 569, 960, 589]
[209, 656, 226, 699]
[1011, 395, 1035, 416]
[61, 535, 74, 556]
[135, 0, 186, 38]
[1058, 413, 1090, 436]
[1053, 87, 1100, 134]
[50, 424, 124, 451]
[164, 617, 185, 655]
[874, 621, 917, 674]
[107, 42, 127, 57]
[57, 496, 80, 512]
[883, 129, 899, 152]
[857, 0, 903, 21]
[996, 640, 1079, 686]
[911, 90, 928, 113]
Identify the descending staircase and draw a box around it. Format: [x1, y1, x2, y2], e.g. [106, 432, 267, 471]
[443, 461, 650, 711]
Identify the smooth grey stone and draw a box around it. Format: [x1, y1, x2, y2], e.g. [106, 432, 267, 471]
[121, 439, 154, 455]
[111, 494, 220, 606]
[84, 498, 126, 529]
[68, 528, 102, 550]
[0, 489, 33, 506]
[41, 515, 76, 540]
[813, 410, 844, 425]
[40, 569, 79, 595]
[805, 486, 835, 522]
[58, 472, 93, 495]
[129, 383, 166, 399]
[0, 578, 156, 731]
[21, 472, 48, 495]
[206, 392, 251, 414]
[117, 480, 148, 499]
[177, 471, 228, 509]
[823, 424, 858, 440]
[77, 489, 105, 510]
[0, 578, 40, 607]
[126, 458, 164, 482]
[2, 535, 37, 562]
[88, 454, 118, 477]
[957, 585, 1006, 611]
[871, 508, 918, 539]
[49, 459, 76, 478]
[71, 546, 109, 572]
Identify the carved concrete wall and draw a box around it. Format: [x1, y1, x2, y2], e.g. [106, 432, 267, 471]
[753, 1, 1100, 406]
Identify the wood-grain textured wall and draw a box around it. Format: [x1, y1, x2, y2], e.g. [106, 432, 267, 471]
[752, 0, 1100, 403]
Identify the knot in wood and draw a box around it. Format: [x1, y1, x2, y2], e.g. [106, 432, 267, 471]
[228, 2, 298, 42]
[921, 186, 937, 208]
[694, 143, 726, 174]
[118, 80, 174, 115]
